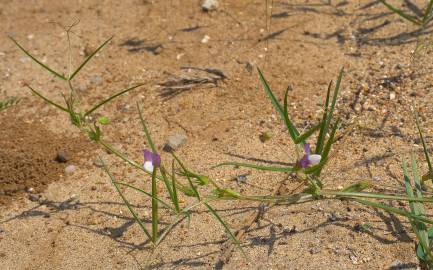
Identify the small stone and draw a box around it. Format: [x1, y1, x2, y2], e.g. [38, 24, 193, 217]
[163, 133, 187, 152]
[27, 34, 34, 40]
[54, 151, 69, 163]
[327, 212, 338, 222]
[28, 194, 41, 202]
[202, 0, 219, 11]
[119, 104, 130, 112]
[89, 74, 103, 86]
[236, 174, 248, 183]
[309, 246, 321, 254]
[389, 92, 396, 100]
[27, 187, 35, 193]
[93, 158, 104, 168]
[201, 35, 210, 44]
[349, 254, 358, 264]
[65, 165, 77, 175]
[91, 186, 97, 191]
[390, 260, 404, 269]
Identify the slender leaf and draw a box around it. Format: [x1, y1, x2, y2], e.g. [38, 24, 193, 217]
[113, 181, 175, 212]
[84, 84, 143, 116]
[422, 0, 433, 24]
[257, 68, 299, 141]
[294, 123, 322, 144]
[415, 111, 433, 172]
[99, 157, 152, 240]
[69, 36, 113, 81]
[204, 202, 247, 259]
[171, 160, 181, 213]
[137, 102, 157, 153]
[354, 198, 433, 225]
[172, 154, 200, 199]
[26, 85, 69, 112]
[9, 36, 67, 80]
[316, 81, 332, 154]
[151, 167, 158, 243]
[215, 161, 295, 172]
[380, 0, 421, 25]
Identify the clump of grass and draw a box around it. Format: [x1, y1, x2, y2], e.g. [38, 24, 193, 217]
[10, 29, 245, 260]
[408, 110, 433, 268]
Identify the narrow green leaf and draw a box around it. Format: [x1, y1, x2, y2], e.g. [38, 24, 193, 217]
[204, 202, 247, 259]
[69, 36, 113, 81]
[379, 0, 421, 25]
[415, 111, 433, 172]
[99, 157, 152, 240]
[26, 85, 69, 112]
[316, 81, 332, 154]
[151, 167, 158, 243]
[113, 181, 175, 212]
[294, 123, 322, 144]
[84, 83, 144, 117]
[172, 154, 200, 199]
[171, 160, 181, 213]
[9, 36, 67, 80]
[214, 161, 295, 172]
[257, 68, 299, 141]
[422, 0, 433, 24]
[136, 102, 158, 153]
[283, 84, 300, 139]
[0, 96, 20, 112]
[354, 198, 433, 225]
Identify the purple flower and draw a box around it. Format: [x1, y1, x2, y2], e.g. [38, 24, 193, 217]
[143, 149, 161, 172]
[299, 143, 321, 168]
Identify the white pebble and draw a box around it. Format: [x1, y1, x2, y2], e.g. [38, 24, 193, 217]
[65, 165, 77, 175]
[201, 35, 210, 44]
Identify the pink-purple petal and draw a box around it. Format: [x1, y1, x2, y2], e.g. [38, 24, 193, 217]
[299, 154, 310, 168]
[143, 149, 161, 168]
[303, 143, 311, 155]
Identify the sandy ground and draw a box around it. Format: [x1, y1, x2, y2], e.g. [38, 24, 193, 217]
[1, 0, 433, 269]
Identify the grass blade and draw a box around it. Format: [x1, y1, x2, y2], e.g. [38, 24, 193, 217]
[414, 111, 433, 172]
[214, 162, 295, 172]
[172, 154, 200, 199]
[315, 81, 332, 154]
[379, 0, 421, 25]
[171, 160, 181, 213]
[113, 181, 175, 212]
[84, 83, 144, 116]
[294, 123, 322, 144]
[99, 157, 152, 240]
[26, 85, 69, 112]
[0, 96, 20, 112]
[257, 68, 299, 141]
[137, 102, 157, 153]
[151, 167, 158, 243]
[354, 198, 433, 225]
[204, 202, 247, 259]
[9, 36, 67, 80]
[422, 0, 433, 24]
[69, 36, 113, 81]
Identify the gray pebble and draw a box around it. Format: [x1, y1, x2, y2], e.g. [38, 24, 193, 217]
[89, 74, 103, 86]
[93, 158, 104, 168]
[55, 151, 69, 163]
[163, 133, 187, 152]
